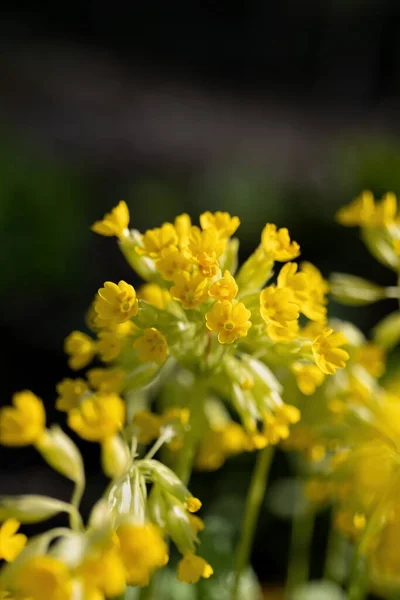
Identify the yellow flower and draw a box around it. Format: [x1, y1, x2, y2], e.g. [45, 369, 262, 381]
[56, 378, 89, 412]
[354, 342, 386, 378]
[68, 393, 125, 442]
[370, 192, 397, 226]
[94, 280, 138, 326]
[195, 423, 251, 470]
[133, 328, 168, 365]
[260, 286, 299, 330]
[132, 410, 162, 444]
[64, 331, 96, 370]
[267, 321, 299, 342]
[263, 405, 301, 445]
[336, 190, 397, 228]
[277, 262, 328, 322]
[117, 523, 168, 587]
[336, 191, 375, 227]
[76, 540, 126, 599]
[187, 226, 226, 277]
[174, 213, 192, 247]
[140, 223, 178, 258]
[205, 300, 251, 344]
[0, 519, 27, 562]
[208, 270, 238, 301]
[86, 368, 126, 393]
[177, 553, 213, 584]
[186, 497, 202, 513]
[137, 283, 171, 308]
[96, 330, 123, 362]
[170, 271, 209, 309]
[155, 246, 192, 281]
[0, 391, 46, 446]
[15, 556, 72, 600]
[91, 200, 130, 239]
[188, 514, 205, 534]
[261, 223, 300, 261]
[312, 328, 349, 375]
[200, 211, 240, 238]
[291, 363, 325, 395]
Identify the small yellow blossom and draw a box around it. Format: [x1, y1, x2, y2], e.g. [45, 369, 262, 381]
[55, 378, 88, 412]
[312, 328, 349, 375]
[188, 514, 205, 534]
[174, 213, 192, 247]
[133, 328, 168, 365]
[0, 391, 46, 446]
[86, 368, 126, 393]
[96, 330, 123, 362]
[0, 519, 27, 562]
[267, 321, 299, 342]
[369, 192, 397, 227]
[277, 262, 327, 322]
[117, 523, 168, 587]
[76, 540, 126, 599]
[140, 223, 178, 258]
[155, 246, 192, 281]
[186, 497, 202, 513]
[354, 342, 386, 378]
[132, 410, 163, 444]
[208, 270, 238, 301]
[177, 553, 213, 584]
[263, 405, 301, 445]
[171, 271, 209, 309]
[205, 300, 251, 344]
[137, 283, 171, 308]
[95, 280, 138, 326]
[68, 393, 125, 442]
[91, 200, 130, 239]
[64, 331, 96, 371]
[336, 191, 375, 227]
[291, 362, 325, 395]
[15, 556, 72, 600]
[260, 286, 299, 327]
[187, 226, 226, 277]
[261, 223, 300, 261]
[200, 211, 240, 238]
[195, 423, 251, 470]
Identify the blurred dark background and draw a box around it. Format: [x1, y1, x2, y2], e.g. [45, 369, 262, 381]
[1, 2, 400, 594]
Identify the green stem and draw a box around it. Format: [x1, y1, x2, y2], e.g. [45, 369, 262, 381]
[232, 445, 275, 600]
[323, 515, 348, 585]
[285, 509, 315, 597]
[70, 478, 85, 531]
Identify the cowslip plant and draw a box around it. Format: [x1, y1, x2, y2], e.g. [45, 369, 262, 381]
[0, 200, 356, 600]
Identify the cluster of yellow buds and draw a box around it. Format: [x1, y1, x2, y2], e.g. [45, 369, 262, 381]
[0, 200, 353, 600]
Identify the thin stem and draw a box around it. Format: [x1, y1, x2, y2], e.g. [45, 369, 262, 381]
[232, 445, 275, 600]
[70, 478, 85, 531]
[285, 509, 315, 597]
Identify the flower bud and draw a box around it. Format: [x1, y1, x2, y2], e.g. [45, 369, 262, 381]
[101, 435, 131, 479]
[362, 226, 399, 271]
[330, 273, 386, 306]
[0, 495, 76, 524]
[373, 311, 400, 351]
[119, 232, 158, 281]
[35, 426, 84, 484]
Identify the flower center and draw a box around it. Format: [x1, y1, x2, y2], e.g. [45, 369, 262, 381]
[224, 321, 234, 331]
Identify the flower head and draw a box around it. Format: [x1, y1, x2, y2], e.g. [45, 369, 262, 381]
[0, 391, 45, 446]
[64, 331, 96, 370]
[0, 519, 27, 562]
[13, 556, 71, 600]
[170, 271, 209, 309]
[91, 200, 130, 239]
[205, 300, 251, 344]
[68, 393, 125, 442]
[261, 223, 300, 261]
[312, 328, 349, 375]
[133, 328, 169, 365]
[95, 280, 138, 326]
[117, 523, 168, 587]
[335, 191, 375, 227]
[291, 362, 325, 395]
[208, 270, 238, 301]
[140, 223, 178, 258]
[56, 378, 88, 412]
[188, 226, 226, 277]
[277, 262, 327, 322]
[200, 211, 240, 238]
[155, 246, 191, 281]
[76, 539, 126, 598]
[96, 330, 123, 362]
[177, 553, 213, 584]
[86, 367, 126, 393]
[260, 286, 299, 342]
